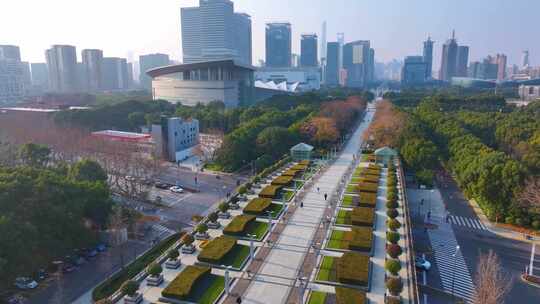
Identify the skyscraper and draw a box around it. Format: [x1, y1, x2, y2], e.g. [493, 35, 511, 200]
[423, 37, 434, 79]
[139, 53, 170, 90]
[456, 45, 469, 77]
[521, 50, 530, 69]
[337, 33, 345, 69]
[82, 49, 103, 92]
[343, 40, 371, 88]
[300, 34, 318, 67]
[45, 45, 78, 93]
[439, 31, 458, 81]
[101, 57, 129, 91]
[0, 45, 21, 61]
[30, 63, 49, 90]
[181, 0, 251, 65]
[401, 56, 427, 85]
[326, 42, 340, 87]
[496, 54, 507, 81]
[265, 22, 292, 68]
[320, 21, 327, 61]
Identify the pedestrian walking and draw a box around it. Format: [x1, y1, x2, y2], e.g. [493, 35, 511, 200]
[445, 211, 450, 223]
[300, 202, 304, 208]
[236, 297, 242, 304]
[324, 193, 328, 201]
[317, 187, 320, 193]
[427, 211, 431, 219]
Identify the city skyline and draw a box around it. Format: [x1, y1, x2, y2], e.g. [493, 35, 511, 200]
[1, 0, 539, 67]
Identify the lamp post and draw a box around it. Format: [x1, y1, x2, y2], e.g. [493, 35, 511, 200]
[222, 265, 231, 294]
[451, 245, 460, 299]
[247, 234, 256, 260]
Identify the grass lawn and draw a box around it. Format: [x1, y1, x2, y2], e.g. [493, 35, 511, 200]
[307, 291, 327, 304]
[326, 228, 373, 252]
[293, 180, 305, 189]
[317, 256, 337, 282]
[245, 220, 269, 240]
[204, 162, 224, 172]
[345, 184, 359, 193]
[278, 189, 295, 202]
[186, 274, 224, 304]
[219, 244, 251, 269]
[327, 230, 346, 249]
[341, 195, 355, 207]
[335, 209, 351, 226]
[268, 203, 285, 218]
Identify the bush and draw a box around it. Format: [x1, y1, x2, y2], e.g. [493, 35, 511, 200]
[385, 259, 401, 276]
[359, 192, 377, 206]
[196, 223, 208, 234]
[243, 198, 272, 215]
[335, 287, 367, 304]
[336, 252, 370, 286]
[237, 185, 247, 195]
[348, 227, 374, 251]
[386, 296, 401, 304]
[387, 231, 400, 244]
[386, 277, 403, 295]
[121, 280, 139, 297]
[182, 234, 195, 246]
[223, 215, 256, 236]
[387, 209, 399, 219]
[386, 200, 398, 209]
[387, 219, 401, 231]
[197, 236, 236, 264]
[191, 215, 204, 223]
[386, 244, 403, 259]
[387, 189, 397, 201]
[161, 265, 210, 300]
[168, 249, 179, 260]
[271, 175, 294, 186]
[218, 202, 230, 213]
[505, 216, 514, 224]
[532, 220, 540, 230]
[208, 212, 219, 223]
[357, 182, 379, 193]
[147, 262, 162, 276]
[350, 207, 375, 226]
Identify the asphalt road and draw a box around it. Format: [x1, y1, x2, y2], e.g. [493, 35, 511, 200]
[409, 170, 540, 304]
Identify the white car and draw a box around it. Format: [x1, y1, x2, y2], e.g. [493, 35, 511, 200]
[15, 277, 38, 289]
[415, 257, 431, 271]
[125, 175, 136, 182]
[169, 186, 184, 193]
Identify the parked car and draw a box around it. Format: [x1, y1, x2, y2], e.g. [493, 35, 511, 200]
[62, 264, 76, 273]
[415, 257, 431, 271]
[169, 186, 184, 193]
[96, 243, 107, 252]
[14, 277, 38, 290]
[125, 175, 136, 182]
[154, 182, 171, 190]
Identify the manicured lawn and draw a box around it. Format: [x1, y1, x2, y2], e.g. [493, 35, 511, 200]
[245, 220, 269, 239]
[267, 203, 285, 218]
[326, 228, 373, 252]
[307, 291, 327, 304]
[317, 256, 337, 282]
[278, 189, 295, 202]
[341, 195, 355, 207]
[185, 273, 224, 304]
[327, 230, 346, 250]
[335, 209, 350, 226]
[345, 184, 359, 193]
[219, 244, 251, 269]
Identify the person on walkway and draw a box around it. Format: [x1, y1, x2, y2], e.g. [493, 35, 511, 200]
[300, 202, 304, 208]
[445, 211, 450, 223]
[324, 193, 328, 201]
[317, 187, 320, 193]
[236, 297, 242, 304]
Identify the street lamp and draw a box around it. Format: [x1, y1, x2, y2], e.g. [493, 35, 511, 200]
[222, 265, 232, 294]
[451, 245, 460, 299]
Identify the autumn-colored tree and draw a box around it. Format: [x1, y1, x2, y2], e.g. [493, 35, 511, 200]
[518, 178, 540, 215]
[473, 250, 511, 304]
[363, 100, 406, 148]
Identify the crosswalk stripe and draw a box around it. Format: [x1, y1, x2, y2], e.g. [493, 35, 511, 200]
[449, 215, 487, 231]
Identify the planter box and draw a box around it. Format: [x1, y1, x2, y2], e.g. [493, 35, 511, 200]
[207, 221, 221, 229]
[229, 203, 240, 210]
[181, 245, 196, 254]
[165, 258, 181, 269]
[124, 293, 142, 304]
[147, 274, 164, 286]
[195, 232, 210, 240]
[218, 212, 231, 219]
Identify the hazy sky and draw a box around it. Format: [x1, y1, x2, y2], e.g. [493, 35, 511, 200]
[1, 0, 538, 67]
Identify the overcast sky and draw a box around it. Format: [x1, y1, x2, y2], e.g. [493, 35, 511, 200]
[2, 0, 538, 67]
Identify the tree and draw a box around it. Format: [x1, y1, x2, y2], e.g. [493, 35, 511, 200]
[127, 112, 146, 130]
[121, 280, 139, 297]
[167, 249, 179, 260]
[301, 117, 340, 146]
[208, 212, 219, 223]
[518, 178, 540, 215]
[256, 127, 295, 159]
[147, 262, 163, 277]
[69, 159, 108, 183]
[182, 234, 195, 246]
[473, 250, 511, 304]
[18, 143, 51, 167]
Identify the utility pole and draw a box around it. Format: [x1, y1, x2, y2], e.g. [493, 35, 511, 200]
[530, 242, 536, 276]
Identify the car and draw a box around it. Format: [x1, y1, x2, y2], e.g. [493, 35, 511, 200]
[62, 264, 76, 273]
[169, 186, 184, 193]
[415, 257, 431, 271]
[125, 175, 136, 182]
[14, 277, 38, 290]
[96, 243, 107, 252]
[154, 182, 171, 190]
[6, 295, 24, 304]
[34, 269, 47, 281]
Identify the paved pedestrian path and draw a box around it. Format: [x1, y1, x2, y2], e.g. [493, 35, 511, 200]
[239, 108, 375, 304]
[448, 215, 487, 231]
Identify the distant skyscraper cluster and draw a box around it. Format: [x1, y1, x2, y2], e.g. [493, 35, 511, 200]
[0, 45, 29, 103]
[439, 31, 469, 81]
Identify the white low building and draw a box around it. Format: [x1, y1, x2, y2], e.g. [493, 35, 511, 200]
[255, 67, 321, 92]
[518, 84, 540, 102]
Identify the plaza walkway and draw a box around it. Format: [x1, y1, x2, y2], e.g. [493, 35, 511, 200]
[239, 105, 376, 304]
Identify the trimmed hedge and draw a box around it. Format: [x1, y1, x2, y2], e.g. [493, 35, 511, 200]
[363, 169, 381, 176]
[197, 236, 236, 264]
[161, 265, 210, 300]
[359, 192, 377, 205]
[358, 174, 380, 183]
[387, 231, 400, 244]
[386, 277, 403, 295]
[243, 198, 272, 215]
[386, 209, 399, 219]
[271, 175, 294, 186]
[291, 163, 308, 171]
[259, 185, 282, 198]
[385, 259, 401, 275]
[336, 252, 370, 286]
[348, 227, 374, 251]
[335, 287, 367, 304]
[350, 177, 379, 185]
[387, 219, 402, 231]
[357, 182, 379, 193]
[223, 215, 256, 236]
[351, 207, 375, 226]
[387, 244, 403, 259]
[282, 169, 299, 177]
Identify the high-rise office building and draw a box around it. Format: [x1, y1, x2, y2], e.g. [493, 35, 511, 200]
[343, 40, 371, 87]
[369, 48, 375, 82]
[81, 49, 103, 92]
[456, 45, 469, 77]
[102, 57, 129, 91]
[127, 62, 134, 89]
[337, 33, 345, 69]
[521, 50, 530, 69]
[326, 42, 340, 87]
[469, 56, 498, 80]
[496, 54, 507, 81]
[439, 31, 459, 81]
[266, 22, 292, 68]
[300, 34, 318, 67]
[0, 45, 21, 61]
[139, 53, 170, 90]
[423, 37, 434, 79]
[181, 0, 251, 65]
[30, 63, 49, 90]
[45, 45, 78, 93]
[401, 56, 427, 85]
[320, 21, 327, 61]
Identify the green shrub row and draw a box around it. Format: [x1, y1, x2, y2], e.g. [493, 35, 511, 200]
[271, 175, 294, 186]
[336, 252, 370, 286]
[197, 236, 236, 264]
[351, 207, 375, 226]
[357, 182, 379, 193]
[243, 198, 273, 214]
[161, 265, 210, 300]
[335, 287, 367, 304]
[348, 227, 374, 252]
[223, 215, 256, 236]
[259, 185, 282, 198]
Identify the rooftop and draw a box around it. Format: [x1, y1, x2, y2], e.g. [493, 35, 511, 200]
[91, 130, 152, 142]
[146, 59, 255, 78]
